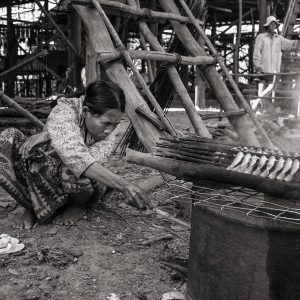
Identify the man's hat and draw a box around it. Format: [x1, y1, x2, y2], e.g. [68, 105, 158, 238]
[263, 16, 280, 27]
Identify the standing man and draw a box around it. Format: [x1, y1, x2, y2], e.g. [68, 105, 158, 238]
[251, 16, 300, 110]
[253, 16, 300, 75]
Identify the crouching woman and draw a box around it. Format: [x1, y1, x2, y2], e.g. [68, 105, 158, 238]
[0, 80, 152, 229]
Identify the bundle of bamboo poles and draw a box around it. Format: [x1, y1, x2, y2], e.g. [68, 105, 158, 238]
[154, 137, 232, 167]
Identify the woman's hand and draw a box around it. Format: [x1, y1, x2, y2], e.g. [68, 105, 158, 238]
[19, 131, 50, 159]
[123, 183, 154, 210]
[83, 162, 155, 210]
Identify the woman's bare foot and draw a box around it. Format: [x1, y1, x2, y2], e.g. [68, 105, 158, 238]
[13, 207, 36, 229]
[53, 203, 87, 226]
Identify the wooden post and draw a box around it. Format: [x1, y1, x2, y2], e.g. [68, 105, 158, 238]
[86, 37, 99, 84]
[195, 35, 206, 109]
[211, 11, 217, 46]
[150, 0, 158, 79]
[249, 8, 255, 74]
[4, 6, 17, 97]
[195, 66, 205, 109]
[234, 0, 242, 85]
[69, 11, 83, 90]
[259, 0, 267, 33]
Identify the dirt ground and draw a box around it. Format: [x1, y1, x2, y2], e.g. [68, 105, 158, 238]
[0, 113, 192, 300]
[0, 161, 190, 300]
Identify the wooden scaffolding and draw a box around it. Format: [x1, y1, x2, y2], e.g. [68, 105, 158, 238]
[0, 0, 276, 150]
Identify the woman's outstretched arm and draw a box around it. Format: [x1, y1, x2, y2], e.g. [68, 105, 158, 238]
[83, 162, 154, 210]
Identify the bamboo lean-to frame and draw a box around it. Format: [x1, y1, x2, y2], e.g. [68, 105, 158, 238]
[127, 0, 211, 138]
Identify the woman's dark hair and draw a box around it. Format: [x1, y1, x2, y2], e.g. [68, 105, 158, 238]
[83, 80, 125, 115]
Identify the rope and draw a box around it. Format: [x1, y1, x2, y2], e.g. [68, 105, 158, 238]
[160, 52, 183, 69]
[139, 8, 152, 21]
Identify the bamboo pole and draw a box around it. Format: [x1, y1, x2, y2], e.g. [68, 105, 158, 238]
[90, 0, 177, 137]
[33, 0, 83, 64]
[73, 0, 204, 25]
[0, 92, 45, 129]
[97, 50, 216, 65]
[128, 0, 211, 138]
[135, 106, 167, 131]
[161, 0, 273, 148]
[199, 109, 245, 120]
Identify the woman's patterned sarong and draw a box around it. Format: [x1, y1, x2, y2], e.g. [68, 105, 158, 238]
[0, 128, 96, 221]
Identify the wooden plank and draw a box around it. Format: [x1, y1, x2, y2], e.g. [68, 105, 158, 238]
[74, 5, 166, 152]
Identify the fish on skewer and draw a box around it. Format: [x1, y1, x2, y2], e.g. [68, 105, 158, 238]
[268, 157, 285, 179]
[276, 158, 293, 181]
[234, 153, 252, 172]
[260, 156, 276, 177]
[252, 155, 268, 176]
[244, 155, 259, 174]
[284, 159, 300, 182]
[227, 152, 244, 170]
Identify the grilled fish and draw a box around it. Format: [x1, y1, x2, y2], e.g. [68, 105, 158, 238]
[276, 158, 293, 181]
[284, 159, 300, 182]
[227, 152, 244, 170]
[234, 153, 252, 172]
[252, 155, 268, 176]
[268, 157, 285, 180]
[260, 156, 276, 177]
[244, 155, 259, 174]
